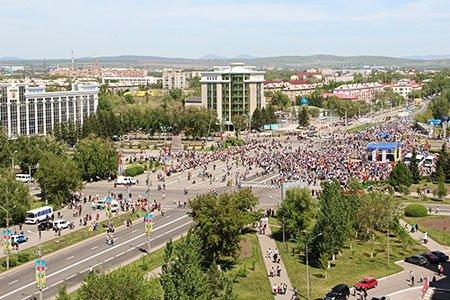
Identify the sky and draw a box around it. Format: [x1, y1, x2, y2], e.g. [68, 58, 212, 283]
[1, 0, 450, 59]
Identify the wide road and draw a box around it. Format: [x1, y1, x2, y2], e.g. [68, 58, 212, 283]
[0, 208, 192, 300]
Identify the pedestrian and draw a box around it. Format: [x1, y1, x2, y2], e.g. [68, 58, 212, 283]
[411, 275, 415, 286]
[276, 265, 281, 277]
[272, 284, 277, 295]
[419, 273, 423, 283]
[283, 283, 287, 295]
[438, 263, 442, 275]
[269, 267, 274, 277]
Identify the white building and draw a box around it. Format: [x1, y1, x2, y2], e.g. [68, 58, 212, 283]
[383, 80, 422, 98]
[101, 76, 161, 89]
[200, 63, 265, 125]
[0, 82, 98, 138]
[333, 82, 383, 102]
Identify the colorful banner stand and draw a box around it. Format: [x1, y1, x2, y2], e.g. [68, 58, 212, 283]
[144, 213, 154, 235]
[35, 259, 47, 289]
[2, 228, 12, 253]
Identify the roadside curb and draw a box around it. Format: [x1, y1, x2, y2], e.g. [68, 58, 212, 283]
[385, 286, 421, 297]
[0, 210, 157, 279]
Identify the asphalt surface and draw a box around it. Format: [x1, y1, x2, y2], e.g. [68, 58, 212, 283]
[0, 208, 192, 300]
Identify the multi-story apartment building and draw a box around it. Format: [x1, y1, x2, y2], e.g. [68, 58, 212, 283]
[383, 80, 422, 98]
[200, 63, 265, 126]
[332, 83, 383, 102]
[264, 80, 319, 102]
[0, 82, 98, 138]
[162, 70, 189, 90]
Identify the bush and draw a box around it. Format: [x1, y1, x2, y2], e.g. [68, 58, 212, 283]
[224, 137, 245, 147]
[404, 203, 428, 217]
[124, 165, 144, 177]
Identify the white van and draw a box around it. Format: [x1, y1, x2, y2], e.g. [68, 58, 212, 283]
[52, 219, 69, 230]
[16, 174, 32, 183]
[116, 176, 137, 185]
[25, 206, 54, 224]
[423, 155, 435, 168]
[110, 200, 120, 213]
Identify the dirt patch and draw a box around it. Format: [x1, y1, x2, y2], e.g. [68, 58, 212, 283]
[419, 218, 450, 232]
[239, 239, 252, 259]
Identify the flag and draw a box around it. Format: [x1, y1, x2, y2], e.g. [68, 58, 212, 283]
[2, 228, 12, 253]
[144, 213, 154, 235]
[35, 259, 47, 289]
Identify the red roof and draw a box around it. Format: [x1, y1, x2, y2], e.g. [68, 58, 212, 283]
[288, 80, 309, 85]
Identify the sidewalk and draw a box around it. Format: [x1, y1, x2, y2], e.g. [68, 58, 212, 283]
[257, 225, 294, 299]
[399, 219, 448, 252]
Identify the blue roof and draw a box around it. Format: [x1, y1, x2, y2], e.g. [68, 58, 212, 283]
[367, 142, 401, 151]
[299, 96, 309, 105]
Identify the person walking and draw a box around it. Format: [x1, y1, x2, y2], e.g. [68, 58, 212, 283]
[411, 274, 415, 286]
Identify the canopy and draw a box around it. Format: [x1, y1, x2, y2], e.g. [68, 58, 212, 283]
[367, 142, 401, 151]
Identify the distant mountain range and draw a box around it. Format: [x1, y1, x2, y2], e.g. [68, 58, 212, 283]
[1, 54, 450, 69]
[402, 55, 450, 60]
[199, 53, 259, 60]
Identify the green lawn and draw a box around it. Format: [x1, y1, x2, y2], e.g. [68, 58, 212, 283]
[0, 211, 145, 272]
[346, 122, 379, 133]
[269, 222, 425, 300]
[229, 232, 273, 300]
[403, 215, 450, 246]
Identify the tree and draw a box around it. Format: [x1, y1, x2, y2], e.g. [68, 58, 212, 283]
[250, 108, 264, 131]
[408, 149, 421, 184]
[188, 189, 258, 264]
[181, 107, 217, 138]
[161, 234, 215, 300]
[231, 114, 248, 137]
[169, 88, 183, 101]
[278, 188, 317, 245]
[434, 180, 448, 200]
[34, 152, 83, 208]
[389, 162, 412, 191]
[78, 268, 161, 300]
[263, 105, 277, 124]
[310, 181, 353, 264]
[0, 169, 31, 226]
[297, 107, 310, 127]
[433, 144, 447, 182]
[74, 136, 119, 181]
[429, 95, 450, 119]
[268, 90, 291, 109]
[55, 285, 70, 300]
[0, 128, 12, 168]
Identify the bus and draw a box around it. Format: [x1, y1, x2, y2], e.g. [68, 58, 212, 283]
[24, 206, 54, 224]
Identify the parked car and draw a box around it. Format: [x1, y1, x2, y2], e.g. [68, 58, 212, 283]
[52, 219, 69, 230]
[431, 251, 449, 263]
[355, 276, 378, 291]
[371, 297, 390, 300]
[91, 198, 107, 210]
[422, 252, 440, 264]
[116, 176, 137, 185]
[404, 255, 428, 266]
[37, 220, 53, 231]
[324, 284, 350, 300]
[11, 234, 28, 244]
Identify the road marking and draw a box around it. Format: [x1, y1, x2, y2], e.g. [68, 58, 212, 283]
[163, 221, 193, 236]
[91, 246, 98, 250]
[8, 279, 18, 285]
[126, 248, 134, 253]
[137, 242, 145, 247]
[66, 274, 77, 280]
[115, 252, 124, 258]
[104, 257, 114, 263]
[67, 255, 75, 260]
[0, 214, 191, 300]
[51, 280, 64, 287]
[131, 229, 138, 233]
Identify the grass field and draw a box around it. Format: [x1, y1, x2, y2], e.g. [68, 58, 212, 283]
[269, 221, 425, 300]
[229, 232, 273, 300]
[404, 215, 450, 246]
[346, 122, 379, 133]
[0, 211, 145, 272]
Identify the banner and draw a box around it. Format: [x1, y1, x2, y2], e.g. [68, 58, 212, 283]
[105, 196, 113, 218]
[144, 213, 154, 235]
[35, 259, 47, 289]
[2, 228, 12, 253]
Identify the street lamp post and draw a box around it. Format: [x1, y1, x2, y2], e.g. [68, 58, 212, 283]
[0, 205, 12, 270]
[306, 232, 322, 300]
[27, 230, 43, 300]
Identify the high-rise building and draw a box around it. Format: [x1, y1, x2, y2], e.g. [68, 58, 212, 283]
[0, 82, 98, 138]
[200, 63, 265, 126]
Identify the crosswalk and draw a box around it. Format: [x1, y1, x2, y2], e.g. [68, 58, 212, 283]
[240, 183, 279, 189]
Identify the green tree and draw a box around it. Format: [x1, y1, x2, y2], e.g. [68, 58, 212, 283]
[188, 189, 258, 264]
[268, 90, 291, 109]
[250, 108, 263, 131]
[434, 180, 448, 200]
[55, 284, 70, 300]
[389, 162, 412, 191]
[0, 129, 12, 168]
[433, 144, 447, 182]
[277, 188, 317, 245]
[78, 268, 161, 300]
[263, 105, 277, 124]
[0, 168, 31, 226]
[74, 136, 119, 181]
[310, 181, 352, 264]
[231, 114, 249, 137]
[297, 107, 310, 127]
[161, 234, 214, 300]
[34, 152, 83, 207]
[429, 95, 450, 119]
[408, 149, 421, 184]
[169, 88, 183, 101]
[181, 107, 217, 138]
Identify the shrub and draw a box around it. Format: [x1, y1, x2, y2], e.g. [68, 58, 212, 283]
[124, 165, 144, 177]
[404, 203, 428, 217]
